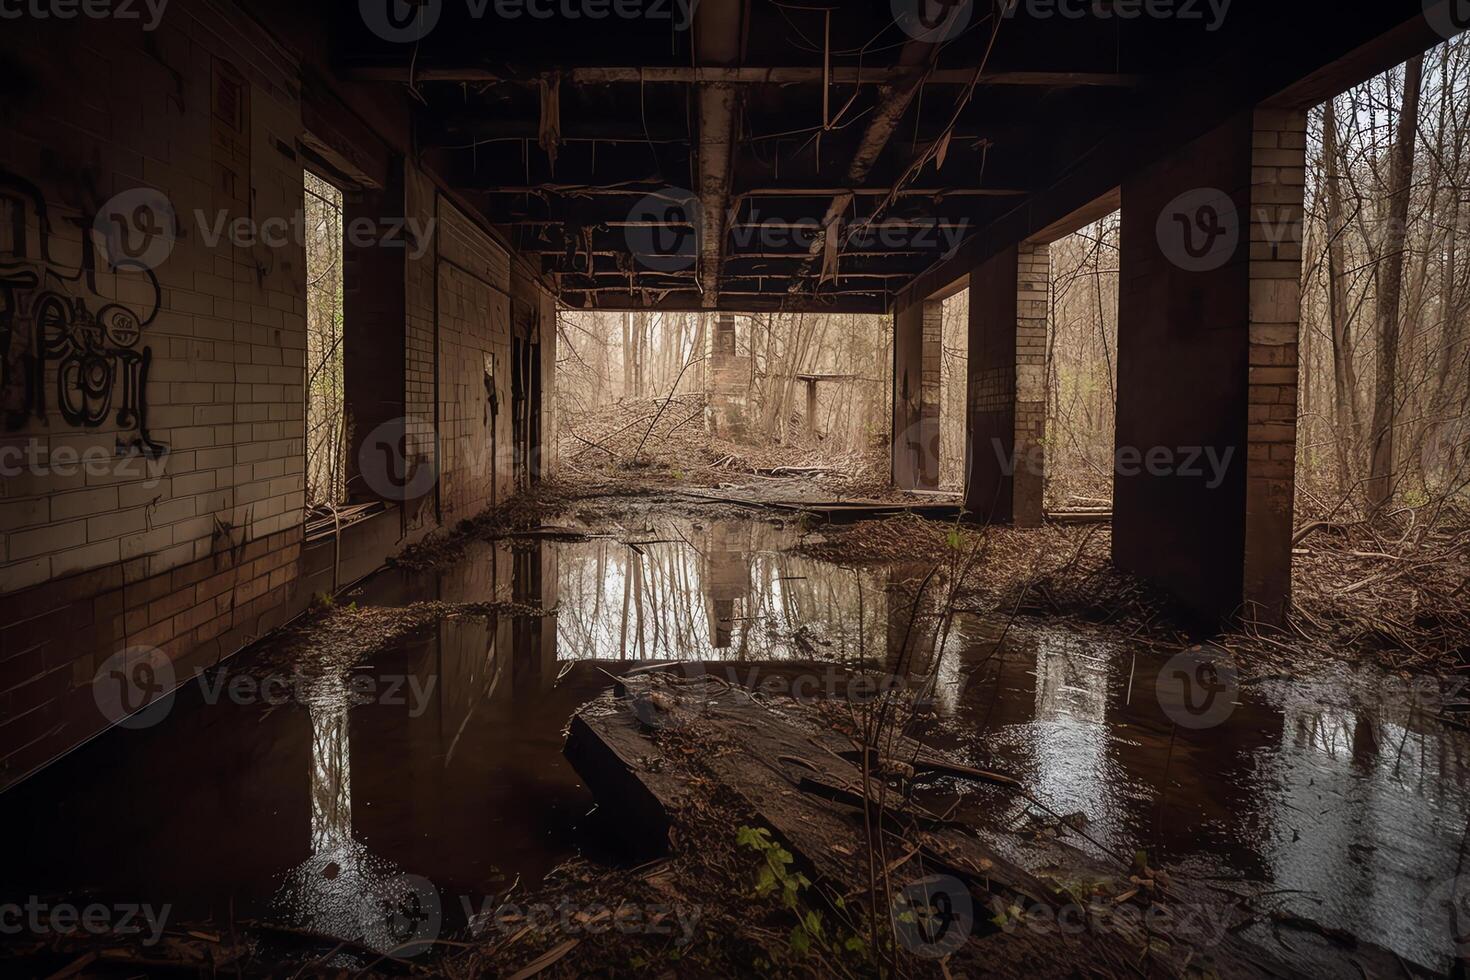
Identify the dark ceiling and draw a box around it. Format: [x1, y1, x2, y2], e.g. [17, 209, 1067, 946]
[330, 0, 1445, 312]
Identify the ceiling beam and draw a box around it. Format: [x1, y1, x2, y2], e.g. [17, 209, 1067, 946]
[559, 289, 889, 314]
[472, 183, 1027, 198]
[690, 0, 744, 311]
[785, 37, 939, 298]
[348, 66, 1143, 87]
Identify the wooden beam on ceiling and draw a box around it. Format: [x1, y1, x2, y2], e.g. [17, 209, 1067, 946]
[784, 37, 940, 298]
[558, 289, 889, 314]
[347, 66, 1143, 87]
[472, 184, 1027, 198]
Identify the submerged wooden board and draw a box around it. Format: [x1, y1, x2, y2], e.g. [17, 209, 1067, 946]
[563, 676, 1440, 979]
[566, 676, 1073, 918]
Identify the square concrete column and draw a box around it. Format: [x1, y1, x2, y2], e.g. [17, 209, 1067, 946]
[892, 298, 940, 490]
[1114, 107, 1306, 625]
[707, 313, 750, 438]
[962, 242, 1049, 526]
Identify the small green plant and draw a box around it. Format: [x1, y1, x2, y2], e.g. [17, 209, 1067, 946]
[738, 825, 808, 911]
[736, 825, 872, 966]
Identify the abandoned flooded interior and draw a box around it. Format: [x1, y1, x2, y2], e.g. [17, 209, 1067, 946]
[2, 1, 1469, 977]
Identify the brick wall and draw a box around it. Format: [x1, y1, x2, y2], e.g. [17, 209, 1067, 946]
[436, 200, 513, 521]
[964, 244, 1022, 519]
[0, 0, 310, 785]
[404, 163, 440, 535]
[1242, 108, 1307, 619]
[0, 1, 560, 791]
[1114, 106, 1306, 624]
[0, 1, 306, 595]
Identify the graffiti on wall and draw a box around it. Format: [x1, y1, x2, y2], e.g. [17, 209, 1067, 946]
[0, 171, 168, 458]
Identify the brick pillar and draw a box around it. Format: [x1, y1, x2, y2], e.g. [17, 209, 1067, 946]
[892, 298, 940, 490]
[1014, 243, 1050, 528]
[707, 313, 750, 438]
[1114, 107, 1305, 625]
[962, 243, 1048, 525]
[1242, 109, 1307, 621]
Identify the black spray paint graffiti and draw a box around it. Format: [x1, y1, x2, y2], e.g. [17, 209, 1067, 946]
[0, 172, 167, 458]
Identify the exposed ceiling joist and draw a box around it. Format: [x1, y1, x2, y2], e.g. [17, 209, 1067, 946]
[472, 184, 1027, 198]
[348, 66, 1142, 87]
[691, 0, 744, 311]
[786, 37, 939, 297]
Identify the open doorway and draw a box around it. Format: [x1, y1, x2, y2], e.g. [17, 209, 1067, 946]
[1043, 211, 1121, 513]
[304, 170, 347, 507]
[553, 311, 893, 495]
[938, 290, 970, 491]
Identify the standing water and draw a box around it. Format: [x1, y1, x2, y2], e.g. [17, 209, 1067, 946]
[0, 516, 1464, 972]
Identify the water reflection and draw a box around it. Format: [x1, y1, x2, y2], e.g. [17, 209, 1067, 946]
[555, 519, 893, 662]
[0, 539, 581, 952]
[1, 519, 1466, 972]
[921, 625, 1469, 970]
[271, 673, 419, 954]
[545, 519, 1470, 968]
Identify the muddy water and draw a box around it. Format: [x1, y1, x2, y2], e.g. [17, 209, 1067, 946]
[1, 515, 1465, 971]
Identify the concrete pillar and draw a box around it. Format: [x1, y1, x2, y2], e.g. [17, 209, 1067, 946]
[962, 242, 1048, 526]
[704, 520, 750, 649]
[1114, 107, 1306, 625]
[706, 313, 749, 437]
[891, 298, 940, 490]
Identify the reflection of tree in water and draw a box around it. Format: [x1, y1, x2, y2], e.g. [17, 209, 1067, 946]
[270, 673, 435, 956]
[555, 519, 888, 662]
[1263, 687, 1470, 966]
